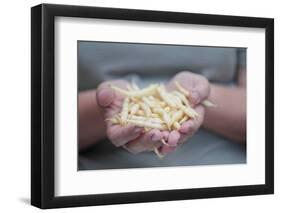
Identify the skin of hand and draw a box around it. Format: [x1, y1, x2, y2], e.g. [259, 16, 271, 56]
[160, 71, 210, 155]
[96, 79, 163, 154]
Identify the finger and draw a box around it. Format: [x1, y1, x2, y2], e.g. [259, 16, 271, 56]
[179, 105, 204, 136]
[160, 144, 176, 154]
[107, 124, 143, 147]
[124, 129, 163, 154]
[96, 86, 116, 108]
[167, 130, 181, 147]
[103, 100, 124, 121]
[177, 133, 189, 146]
[189, 77, 210, 105]
[158, 131, 169, 146]
[161, 131, 170, 143]
[192, 105, 205, 130]
[179, 120, 195, 135]
[167, 71, 209, 105]
[150, 129, 163, 142]
[96, 79, 129, 108]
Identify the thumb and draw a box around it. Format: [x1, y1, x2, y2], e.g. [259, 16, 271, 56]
[189, 78, 210, 106]
[96, 85, 115, 108]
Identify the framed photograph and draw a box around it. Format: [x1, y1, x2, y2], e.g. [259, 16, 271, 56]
[31, 3, 274, 209]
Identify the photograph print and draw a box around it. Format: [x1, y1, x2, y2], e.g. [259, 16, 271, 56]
[78, 41, 247, 170]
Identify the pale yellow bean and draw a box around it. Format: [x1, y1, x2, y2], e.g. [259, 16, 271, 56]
[131, 82, 140, 91]
[154, 108, 172, 130]
[140, 102, 152, 117]
[202, 100, 216, 107]
[130, 104, 140, 115]
[110, 85, 131, 96]
[151, 113, 161, 118]
[171, 110, 184, 124]
[175, 100, 198, 119]
[173, 121, 181, 130]
[129, 84, 158, 97]
[126, 84, 134, 91]
[164, 106, 170, 112]
[154, 147, 165, 159]
[158, 101, 167, 107]
[111, 84, 158, 97]
[148, 95, 155, 101]
[120, 97, 129, 124]
[142, 96, 155, 108]
[126, 119, 166, 130]
[136, 110, 145, 116]
[157, 85, 177, 108]
[175, 81, 190, 97]
[172, 91, 190, 106]
[105, 117, 119, 125]
[128, 115, 163, 124]
[179, 116, 188, 124]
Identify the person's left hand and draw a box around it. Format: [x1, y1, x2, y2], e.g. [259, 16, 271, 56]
[159, 71, 210, 155]
[96, 79, 163, 154]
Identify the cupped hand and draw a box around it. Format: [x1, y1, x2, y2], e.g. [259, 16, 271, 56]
[160, 71, 210, 155]
[96, 80, 163, 154]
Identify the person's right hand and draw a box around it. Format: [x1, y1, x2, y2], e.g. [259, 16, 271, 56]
[96, 80, 163, 154]
[159, 71, 210, 155]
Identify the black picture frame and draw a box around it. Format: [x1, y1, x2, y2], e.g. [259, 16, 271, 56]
[31, 3, 274, 209]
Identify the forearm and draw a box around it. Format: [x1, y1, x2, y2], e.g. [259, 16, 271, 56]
[202, 84, 246, 143]
[79, 90, 107, 150]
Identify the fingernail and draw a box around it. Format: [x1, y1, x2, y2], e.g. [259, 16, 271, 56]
[151, 133, 161, 141]
[134, 127, 143, 133]
[161, 145, 176, 154]
[98, 89, 114, 107]
[168, 139, 178, 147]
[191, 91, 200, 105]
[163, 131, 169, 140]
[169, 141, 177, 147]
[180, 122, 193, 134]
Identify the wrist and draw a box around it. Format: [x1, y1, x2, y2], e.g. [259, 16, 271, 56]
[79, 89, 107, 150]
